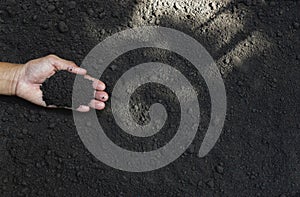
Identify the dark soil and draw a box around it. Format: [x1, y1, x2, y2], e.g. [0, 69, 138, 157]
[0, 0, 299, 197]
[40, 70, 94, 108]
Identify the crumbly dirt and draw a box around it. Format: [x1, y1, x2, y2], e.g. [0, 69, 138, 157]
[0, 0, 299, 196]
[40, 70, 94, 108]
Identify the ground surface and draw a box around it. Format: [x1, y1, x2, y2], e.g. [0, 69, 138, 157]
[0, 0, 300, 196]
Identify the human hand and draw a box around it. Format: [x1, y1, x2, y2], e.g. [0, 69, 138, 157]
[15, 55, 108, 112]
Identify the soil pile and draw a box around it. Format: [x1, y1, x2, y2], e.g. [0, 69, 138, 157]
[41, 71, 94, 108]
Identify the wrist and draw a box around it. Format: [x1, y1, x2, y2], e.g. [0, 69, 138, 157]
[0, 63, 25, 96]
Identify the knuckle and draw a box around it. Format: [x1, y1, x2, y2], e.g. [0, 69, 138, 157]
[67, 66, 75, 72]
[68, 61, 77, 67]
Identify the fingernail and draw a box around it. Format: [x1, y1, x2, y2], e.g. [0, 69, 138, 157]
[100, 94, 108, 100]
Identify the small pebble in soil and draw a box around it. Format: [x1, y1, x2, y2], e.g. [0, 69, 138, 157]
[206, 179, 214, 188]
[58, 21, 69, 33]
[110, 64, 117, 71]
[47, 5, 56, 13]
[35, 0, 42, 6]
[215, 165, 224, 174]
[232, 56, 241, 65]
[293, 22, 299, 29]
[209, 2, 217, 10]
[66, 1, 77, 9]
[174, 2, 180, 10]
[224, 57, 231, 64]
[32, 15, 38, 21]
[87, 8, 94, 16]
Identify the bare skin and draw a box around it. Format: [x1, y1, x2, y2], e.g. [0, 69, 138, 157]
[0, 55, 108, 112]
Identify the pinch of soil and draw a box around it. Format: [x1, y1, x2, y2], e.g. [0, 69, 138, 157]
[40, 70, 94, 108]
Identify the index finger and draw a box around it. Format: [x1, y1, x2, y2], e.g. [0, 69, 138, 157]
[48, 55, 87, 75]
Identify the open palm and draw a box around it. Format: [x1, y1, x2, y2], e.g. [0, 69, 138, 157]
[16, 55, 108, 112]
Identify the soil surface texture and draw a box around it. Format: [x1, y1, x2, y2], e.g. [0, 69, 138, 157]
[0, 0, 299, 197]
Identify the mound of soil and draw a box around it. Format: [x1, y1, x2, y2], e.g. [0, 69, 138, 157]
[40, 71, 94, 108]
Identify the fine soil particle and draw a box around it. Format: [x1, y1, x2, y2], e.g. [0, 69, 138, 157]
[40, 71, 94, 108]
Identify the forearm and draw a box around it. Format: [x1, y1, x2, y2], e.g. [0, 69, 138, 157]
[0, 62, 23, 95]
